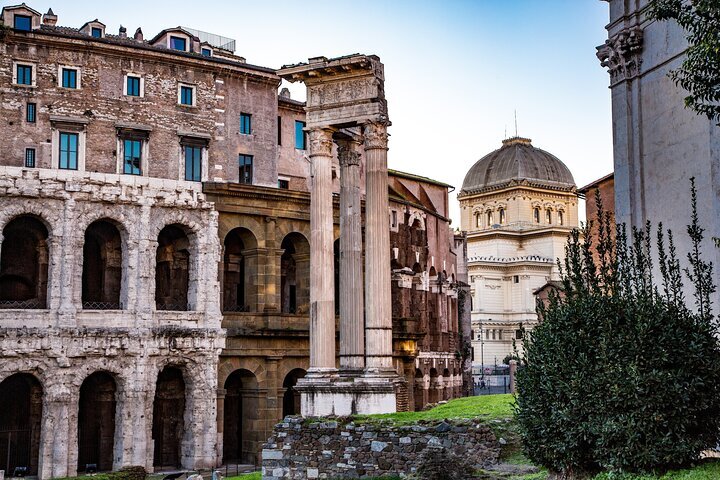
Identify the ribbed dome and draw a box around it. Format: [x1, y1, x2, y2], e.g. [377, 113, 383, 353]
[460, 137, 575, 196]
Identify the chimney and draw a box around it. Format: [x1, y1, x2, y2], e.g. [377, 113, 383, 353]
[134, 27, 143, 41]
[119, 25, 127, 38]
[279, 87, 291, 99]
[43, 8, 57, 26]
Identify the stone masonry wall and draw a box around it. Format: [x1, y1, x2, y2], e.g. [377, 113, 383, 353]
[261, 417, 500, 479]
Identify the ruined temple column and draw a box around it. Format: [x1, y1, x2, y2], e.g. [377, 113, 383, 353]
[363, 121, 394, 372]
[337, 140, 365, 373]
[307, 128, 337, 373]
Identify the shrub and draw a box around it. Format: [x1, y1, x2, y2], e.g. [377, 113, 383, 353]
[515, 180, 720, 476]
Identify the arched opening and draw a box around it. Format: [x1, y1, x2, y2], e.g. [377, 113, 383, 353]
[414, 368, 425, 412]
[282, 369, 306, 417]
[486, 210, 493, 226]
[223, 369, 258, 465]
[77, 372, 116, 472]
[82, 220, 122, 310]
[152, 367, 185, 469]
[156, 225, 190, 311]
[0, 373, 43, 475]
[0, 216, 49, 309]
[281, 233, 309, 314]
[533, 207, 540, 223]
[334, 239, 340, 316]
[442, 368, 451, 400]
[498, 207, 506, 224]
[558, 210, 565, 226]
[429, 368, 439, 404]
[545, 209, 552, 224]
[474, 212, 480, 228]
[223, 228, 257, 312]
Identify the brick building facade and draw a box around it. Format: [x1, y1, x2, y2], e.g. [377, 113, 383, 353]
[0, 4, 467, 476]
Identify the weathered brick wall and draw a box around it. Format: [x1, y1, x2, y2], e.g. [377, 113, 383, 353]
[261, 417, 500, 479]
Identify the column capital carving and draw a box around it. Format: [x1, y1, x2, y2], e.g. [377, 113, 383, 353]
[308, 128, 334, 157]
[362, 120, 389, 150]
[337, 140, 361, 167]
[596, 26, 643, 85]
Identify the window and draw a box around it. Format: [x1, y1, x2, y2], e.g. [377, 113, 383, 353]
[238, 154, 253, 184]
[170, 36, 187, 51]
[485, 329, 489, 340]
[558, 210, 564, 225]
[486, 211, 493, 226]
[126, 75, 141, 97]
[91, 27, 103, 38]
[16, 64, 33, 86]
[239, 113, 252, 135]
[475, 212, 481, 228]
[499, 207, 506, 224]
[25, 148, 36, 168]
[179, 85, 194, 106]
[498, 329, 503, 340]
[278, 179, 289, 189]
[201, 48, 212, 57]
[14, 15, 32, 31]
[546, 209, 552, 224]
[533, 207, 540, 223]
[513, 275, 519, 284]
[515, 329, 523, 340]
[59, 132, 79, 170]
[391, 210, 397, 228]
[184, 146, 202, 181]
[295, 120, 306, 149]
[277, 116, 282, 145]
[61, 68, 78, 89]
[123, 139, 142, 175]
[26, 102, 36, 123]
[491, 329, 496, 340]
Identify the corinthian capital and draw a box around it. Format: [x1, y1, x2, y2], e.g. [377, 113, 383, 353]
[337, 140, 361, 167]
[308, 128, 334, 157]
[596, 26, 643, 84]
[363, 121, 389, 150]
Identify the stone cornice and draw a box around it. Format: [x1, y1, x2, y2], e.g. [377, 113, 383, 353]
[458, 178, 576, 199]
[596, 26, 644, 85]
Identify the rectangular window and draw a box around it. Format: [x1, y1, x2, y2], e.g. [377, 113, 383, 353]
[59, 132, 79, 170]
[201, 48, 212, 57]
[14, 15, 32, 31]
[391, 210, 397, 228]
[513, 275, 519, 284]
[238, 154, 253, 184]
[278, 179, 289, 189]
[126, 76, 140, 96]
[180, 85, 194, 106]
[26, 102, 36, 123]
[170, 36, 187, 51]
[16, 64, 33, 85]
[91, 27, 103, 38]
[184, 146, 202, 181]
[277, 116, 282, 145]
[62, 68, 77, 89]
[123, 139, 142, 175]
[515, 329, 523, 340]
[25, 148, 36, 168]
[295, 120, 306, 150]
[239, 113, 252, 135]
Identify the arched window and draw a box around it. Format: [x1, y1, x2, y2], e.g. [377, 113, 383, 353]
[558, 210, 564, 225]
[155, 225, 190, 311]
[499, 208, 506, 224]
[0, 215, 49, 309]
[281, 233, 310, 314]
[546, 209, 552, 224]
[83, 220, 122, 310]
[0, 373, 43, 475]
[223, 369, 259, 464]
[78, 372, 116, 471]
[153, 367, 185, 468]
[475, 212, 481, 228]
[486, 211, 493, 226]
[223, 228, 258, 312]
[533, 207, 540, 223]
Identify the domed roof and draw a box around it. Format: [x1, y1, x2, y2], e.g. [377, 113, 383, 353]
[460, 137, 575, 196]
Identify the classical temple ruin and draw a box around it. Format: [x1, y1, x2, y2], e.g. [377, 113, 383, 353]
[0, 4, 470, 476]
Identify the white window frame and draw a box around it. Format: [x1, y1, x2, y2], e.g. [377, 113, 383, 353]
[116, 136, 150, 176]
[12, 60, 37, 87]
[178, 83, 197, 107]
[58, 65, 81, 90]
[168, 34, 190, 52]
[51, 129, 86, 172]
[200, 46, 213, 57]
[123, 73, 145, 98]
[178, 143, 208, 182]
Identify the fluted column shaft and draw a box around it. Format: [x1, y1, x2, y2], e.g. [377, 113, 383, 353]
[363, 121, 393, 371]
[338, 140, 365, 372]
[308, 128, 336, 372]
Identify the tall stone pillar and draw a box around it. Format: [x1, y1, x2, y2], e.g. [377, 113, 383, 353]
[337, 140, 365, 373]
[307, 127, 337, 374]
[363, 121, 393, 372]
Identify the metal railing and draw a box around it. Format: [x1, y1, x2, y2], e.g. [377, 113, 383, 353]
[0, 299, 45, 309]
[82, 301, 121, 310]
[156, 303, 188, 312]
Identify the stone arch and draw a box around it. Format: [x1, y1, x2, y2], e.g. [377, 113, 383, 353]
[442, 368, 451, 401]
[281, 232, 310, 314]
[413, 368, 426, 412]
[222, 369, 259, 465]
[407, 211, 426, 231]
[82, 219, 123, 310]
[0, 373, 43, 476]
[155, 224, 192, 311]
[0, 202, 58, 236]
[77, 371, 117, 472]
[217, 215, 265, 249]
[0, 215, 50, 309]
[428, 368, 440, 404]
[223, 227, 258, 312]
[282, 368, 306, 417]
[274, 221, 310, 247]
[152, 366, 186, 469]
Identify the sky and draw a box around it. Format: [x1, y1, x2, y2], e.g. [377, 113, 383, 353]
[4, 0, 613, 225]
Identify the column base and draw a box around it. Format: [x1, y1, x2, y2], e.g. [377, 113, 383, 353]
[296, 372, 399, 417]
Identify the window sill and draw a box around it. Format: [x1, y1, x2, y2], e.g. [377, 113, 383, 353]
[59, 87, 81, 91]
[178, 104, 198, 109]
[13, 84, 36, 89]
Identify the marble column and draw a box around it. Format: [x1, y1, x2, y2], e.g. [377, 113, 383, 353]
[307, 128, 337, 373]
[363, 121, 393, 372]
[337, 140, 365, 373]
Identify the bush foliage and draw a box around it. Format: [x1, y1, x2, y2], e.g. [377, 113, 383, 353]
[515, 180, 720, 476]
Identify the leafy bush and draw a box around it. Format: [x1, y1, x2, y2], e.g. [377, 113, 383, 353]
[516, 180, 720, 476]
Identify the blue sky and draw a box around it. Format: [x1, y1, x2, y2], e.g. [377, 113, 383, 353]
[4, 1, 612, 224]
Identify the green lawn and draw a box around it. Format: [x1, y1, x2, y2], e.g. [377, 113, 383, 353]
[226, 473, 260, 480]
[354, 393, 515, 425]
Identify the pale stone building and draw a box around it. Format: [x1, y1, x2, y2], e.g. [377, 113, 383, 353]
[458, 137, 578, 371]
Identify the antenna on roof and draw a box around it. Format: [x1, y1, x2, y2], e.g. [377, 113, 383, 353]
[504, 125, 507, 139]
[514, 110, 518, 137]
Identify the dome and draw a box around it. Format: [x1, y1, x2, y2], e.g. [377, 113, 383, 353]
[460, 137, 575, 196]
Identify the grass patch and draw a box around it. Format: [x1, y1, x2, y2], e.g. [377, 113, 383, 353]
[226, 473, 261, 480]
[592, 459, 720, 479]
[354, 394, 515, 425]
